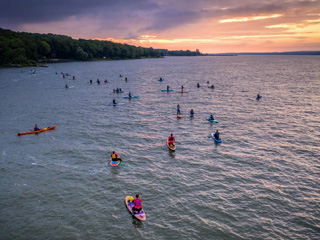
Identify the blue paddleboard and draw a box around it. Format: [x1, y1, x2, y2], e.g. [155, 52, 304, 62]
[211, 132, 222, 143]
[206, 117, 218, 123]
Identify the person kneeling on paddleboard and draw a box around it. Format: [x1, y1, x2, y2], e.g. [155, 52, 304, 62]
[168, 134, 175, 146]
[111, 151, 121, 161]
[34, 124, 40, 131]
[132, 194, 142, 214]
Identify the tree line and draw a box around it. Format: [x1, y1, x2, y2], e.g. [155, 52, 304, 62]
[0, 28, 164, 66]
[161, 49, 201, 56]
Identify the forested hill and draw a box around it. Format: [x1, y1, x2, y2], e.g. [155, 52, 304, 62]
[0, 28, 164, 66]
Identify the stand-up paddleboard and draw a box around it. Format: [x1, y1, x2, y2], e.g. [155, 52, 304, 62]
[125, 196, 146, 221]
[123, 96, 139, 99]
[211, 132, 222, 143]
[167, 139, 176, 151]
[110, 153, 121, 166]
[176, 91, 189, 93]
[161, 89, 174, 92]
[206, 117, 218, 123]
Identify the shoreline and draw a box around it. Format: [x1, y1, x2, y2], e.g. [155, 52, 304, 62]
[1, 56, 164, 68]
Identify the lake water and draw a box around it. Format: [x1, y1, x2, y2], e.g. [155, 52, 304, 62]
[0, 56, 319, 239]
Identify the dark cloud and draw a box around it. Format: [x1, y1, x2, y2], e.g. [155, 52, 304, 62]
[0, 0, 157, 25]
[1, 0, 320, 39]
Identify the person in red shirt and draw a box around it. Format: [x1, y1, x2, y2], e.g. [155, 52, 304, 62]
[168, 134, 175, 146]
[132, 194, 142, 214]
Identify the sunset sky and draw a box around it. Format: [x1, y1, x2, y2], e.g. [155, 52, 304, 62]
[1, 0, 320, 53]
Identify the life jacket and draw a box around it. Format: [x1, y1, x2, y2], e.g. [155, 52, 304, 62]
[111, 153, 117, 160]
[134, 198, 142, 208]
[168, 136, 175, 143]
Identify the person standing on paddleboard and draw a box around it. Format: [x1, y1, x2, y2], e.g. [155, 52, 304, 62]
[177, 105, 181, 115]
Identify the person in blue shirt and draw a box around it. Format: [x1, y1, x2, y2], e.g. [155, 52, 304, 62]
[209, 114, 214, 120]
[34, 124, 40, 131]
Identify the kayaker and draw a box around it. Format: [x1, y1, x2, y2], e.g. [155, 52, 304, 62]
[132, 194, 142, 214]
[111, 151, 121, 161]
[34, 124, 40, 131]
[167, 85, 170, 91]
[177, 105, 181, 115]
[168, 134, 175, 146]
[104, 79, 108, 83]
[214, 130, 220, 140]
[209, 114, 214, 120]
[190, 109, 194, 115]
[65, 84, 69, 88]
[210, 84, 214, 88]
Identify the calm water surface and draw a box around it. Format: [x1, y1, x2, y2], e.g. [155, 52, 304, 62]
[0, 56, 319, 239]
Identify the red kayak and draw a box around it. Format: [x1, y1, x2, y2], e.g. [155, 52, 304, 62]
[17, 125, 57, 136]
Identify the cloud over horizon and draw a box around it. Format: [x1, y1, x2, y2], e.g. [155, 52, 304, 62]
[1, 0, 320, 52]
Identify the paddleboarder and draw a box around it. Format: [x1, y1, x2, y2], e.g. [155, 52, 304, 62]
[132, 194, 142, 214]
[168, 134, 175, 146]
[214, 130, 220, 140]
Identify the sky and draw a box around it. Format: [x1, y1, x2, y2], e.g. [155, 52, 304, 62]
[1, 0, 320, 53]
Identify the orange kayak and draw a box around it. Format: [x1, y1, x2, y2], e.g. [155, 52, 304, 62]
[17, 125, 57, 136]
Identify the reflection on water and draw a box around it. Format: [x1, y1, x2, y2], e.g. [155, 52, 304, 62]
[131, 218, 143, 228]
[168, 151, 175, 159]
